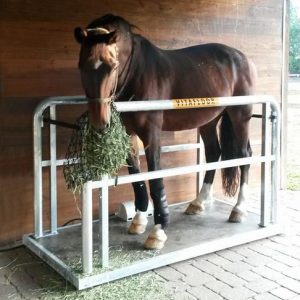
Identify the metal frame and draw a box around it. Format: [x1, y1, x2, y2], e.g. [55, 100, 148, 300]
[24, 95, 281, 289]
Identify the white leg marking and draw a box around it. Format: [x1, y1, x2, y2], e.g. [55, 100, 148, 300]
[233, 183, 248, 215]
[128, 210, 148, 234]
[185, 183, 213, 215]
[134, 210, 148, 225]
[191, 183, 214, 208]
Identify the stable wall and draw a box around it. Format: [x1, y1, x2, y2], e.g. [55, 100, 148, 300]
[0, 0, 284, 245]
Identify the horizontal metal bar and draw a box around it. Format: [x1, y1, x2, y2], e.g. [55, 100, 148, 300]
[115, 96, 279, 112]
[90, 155, 275, 189]
[34, 96, 87, 119]
[42, 159, 67, 167]
[43, 117, 80, 130]
[41, 139, 263, 168]
[41, 144, 202, 167]
[34, 95, 279, 117]
[252, 114, 263, 118]
[44, 115, 264, 129]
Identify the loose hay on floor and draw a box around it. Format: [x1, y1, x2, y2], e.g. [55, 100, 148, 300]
[30, 246, 173, 299]
[66, 246, 160, 276]
[34, 272, 173, 300]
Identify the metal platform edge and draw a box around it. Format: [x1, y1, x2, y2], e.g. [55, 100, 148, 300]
[22, 234, 79, 288]
[23, 224, 282, 290]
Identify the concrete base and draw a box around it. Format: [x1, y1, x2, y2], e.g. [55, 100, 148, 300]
[23, 200, 282, 290]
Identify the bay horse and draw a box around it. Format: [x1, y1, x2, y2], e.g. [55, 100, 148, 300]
[74, 14, 256, 250]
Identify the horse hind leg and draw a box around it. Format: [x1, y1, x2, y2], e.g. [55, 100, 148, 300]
[185, 122, 221, 215]
[127, 135, 149, 234]
[228, 141, 252, 222]
[223, 106, 253, 223]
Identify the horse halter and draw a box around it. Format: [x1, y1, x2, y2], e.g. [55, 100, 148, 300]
[85, 27, 120, 106]
[84, 27, 111, 36]
[87, 60, 119, 105]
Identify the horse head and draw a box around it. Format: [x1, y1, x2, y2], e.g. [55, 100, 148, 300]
[74, 15, 133, 130]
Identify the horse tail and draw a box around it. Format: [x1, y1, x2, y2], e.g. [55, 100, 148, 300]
[220, 112, 240, 197]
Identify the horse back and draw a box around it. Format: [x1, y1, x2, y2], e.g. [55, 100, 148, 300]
[126, 38, 256, 132]
[163, 43, 256, 98]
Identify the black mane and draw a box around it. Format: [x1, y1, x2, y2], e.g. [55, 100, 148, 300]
[87, 14, 134, 33]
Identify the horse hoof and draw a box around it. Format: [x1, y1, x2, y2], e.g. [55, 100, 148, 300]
[128, 222, 147, 235]
[144, 229, 167, 250]
[185, 203, 204, 215]
[228, 210, 245, 223]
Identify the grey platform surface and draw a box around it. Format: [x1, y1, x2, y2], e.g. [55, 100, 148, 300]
[38, 200, 260, 261]
[22, 200, 283, 290]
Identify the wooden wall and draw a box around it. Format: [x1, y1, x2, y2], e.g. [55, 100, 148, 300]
[0, 0, 284, 245]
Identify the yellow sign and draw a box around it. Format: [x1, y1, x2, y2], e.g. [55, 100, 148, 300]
[172, 98, 219, 109]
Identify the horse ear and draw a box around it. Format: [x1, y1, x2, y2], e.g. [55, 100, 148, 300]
[74, 27, 86, 44]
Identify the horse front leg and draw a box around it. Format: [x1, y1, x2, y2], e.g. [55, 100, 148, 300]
[185, 123, 221, 215]
[127, 135, 149, 234]
[142, 135, 168, 250]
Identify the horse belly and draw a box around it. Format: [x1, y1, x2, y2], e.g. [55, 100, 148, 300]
[162, 107, 224, 131]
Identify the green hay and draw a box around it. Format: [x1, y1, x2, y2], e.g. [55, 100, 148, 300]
[63, 105, 131, 193]
[66, 246, 160, 276]
[31, 247, 173, 299]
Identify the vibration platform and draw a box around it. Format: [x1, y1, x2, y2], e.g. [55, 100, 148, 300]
[23, 200, 281, 290]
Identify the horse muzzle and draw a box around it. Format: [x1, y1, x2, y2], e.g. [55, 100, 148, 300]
[87, 97, 112, 131]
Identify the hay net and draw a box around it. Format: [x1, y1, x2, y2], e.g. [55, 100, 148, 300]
[63, 104, 130, 194]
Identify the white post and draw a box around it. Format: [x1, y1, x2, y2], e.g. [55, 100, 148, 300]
[196, 129, 205, 195]
[33, 113, 43, 238]
[271, 107, 281, 224]
[99, 175, 109, 268]
[260, 103, 271, 227]
[82, 181, 93, 274]
[50, 105, 58, 234]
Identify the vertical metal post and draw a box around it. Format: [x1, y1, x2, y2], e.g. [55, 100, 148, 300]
[82, 181, 93, 274]
[260, 103, 271, 227]
[280, 0, 289, 189]
[196, 128, 205, 195]
[271, 107, 281, 224]
[99, 175, 109, 268]
[33, 113, 43, 238]
[50, 105, 57, 234]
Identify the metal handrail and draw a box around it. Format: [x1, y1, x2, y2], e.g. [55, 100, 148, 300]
[33, 95, 281, 274]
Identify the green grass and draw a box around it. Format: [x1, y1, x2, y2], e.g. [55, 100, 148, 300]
[287, 170, 300, 190]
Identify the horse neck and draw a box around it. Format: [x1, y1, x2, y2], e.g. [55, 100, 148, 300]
[114, 35, 136, 99]
[117, 36, 134, 82]
[115, 34, 169, 100]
